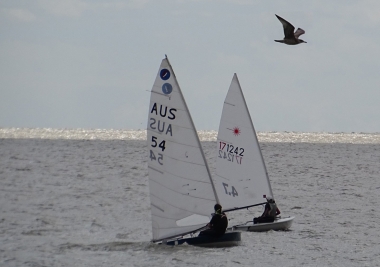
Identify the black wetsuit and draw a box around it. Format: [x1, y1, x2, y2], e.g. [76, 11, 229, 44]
[199, 212, 228, 237]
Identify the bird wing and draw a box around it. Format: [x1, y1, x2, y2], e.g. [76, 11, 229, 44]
[275, 14, 295, 39]
[294, 28, 305, 38]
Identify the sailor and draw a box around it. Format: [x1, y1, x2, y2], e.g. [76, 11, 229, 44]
[199, 204, 228, 237]
[253, 196, 281, 224]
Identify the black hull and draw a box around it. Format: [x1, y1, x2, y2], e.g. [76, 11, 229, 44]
[165, 231, 241, 247]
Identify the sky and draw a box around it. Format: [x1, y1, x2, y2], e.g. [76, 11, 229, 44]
[1, 0, 380, 132]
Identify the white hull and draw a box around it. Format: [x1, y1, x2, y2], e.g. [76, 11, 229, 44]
[231, 216, 294, 232]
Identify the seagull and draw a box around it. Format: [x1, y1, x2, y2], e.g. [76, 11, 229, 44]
[275, 14, 307, 45]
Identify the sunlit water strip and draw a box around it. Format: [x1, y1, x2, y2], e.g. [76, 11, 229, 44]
[1, 128, 380, 144]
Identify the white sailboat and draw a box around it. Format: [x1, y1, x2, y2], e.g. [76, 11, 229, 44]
[214, 73, 294, 232]
[147, 56, 241, 246]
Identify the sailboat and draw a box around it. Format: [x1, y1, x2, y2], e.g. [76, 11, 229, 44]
[213, 73, 294, 232]
[146, 56, 241, 246]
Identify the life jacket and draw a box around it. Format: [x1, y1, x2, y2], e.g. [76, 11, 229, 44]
[268, 202, 278, 217]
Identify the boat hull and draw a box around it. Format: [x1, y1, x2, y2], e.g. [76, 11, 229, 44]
[165, 231, 241, 247]
[231, 216, 294, 232]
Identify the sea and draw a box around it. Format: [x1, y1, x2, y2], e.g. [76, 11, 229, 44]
[1, 128, 379, 267]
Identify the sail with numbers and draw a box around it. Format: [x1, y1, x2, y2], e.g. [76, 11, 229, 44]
[147, 56, 219, 242]
[213, 74, 273, 212]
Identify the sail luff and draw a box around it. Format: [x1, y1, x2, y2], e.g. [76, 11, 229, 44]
[233, 73, 274, 198]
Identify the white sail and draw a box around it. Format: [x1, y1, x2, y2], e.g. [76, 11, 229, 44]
[214, 74, 273, 212]
[147, 57, 218, 242]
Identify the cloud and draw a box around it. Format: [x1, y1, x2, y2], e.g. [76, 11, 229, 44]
[0, 8, 36, 22]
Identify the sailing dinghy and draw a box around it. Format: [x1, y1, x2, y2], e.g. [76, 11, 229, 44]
[213, 74, 294, 232]
[147, 56, 241, 246]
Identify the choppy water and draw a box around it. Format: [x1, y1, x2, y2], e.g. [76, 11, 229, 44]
[1, 128, 379, 266]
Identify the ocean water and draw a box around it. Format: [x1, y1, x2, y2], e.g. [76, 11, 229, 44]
[1, 128, 380, 267]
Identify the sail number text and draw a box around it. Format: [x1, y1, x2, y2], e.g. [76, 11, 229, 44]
[218, 141, 244, 164]
[222, 182, 238, 197]
[150, 135, 166, 165]
[148, 102, 178, 166]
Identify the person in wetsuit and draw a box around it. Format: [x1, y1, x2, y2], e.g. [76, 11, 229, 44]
[253, 196, 281, 224]
[199, 204, 228, 237]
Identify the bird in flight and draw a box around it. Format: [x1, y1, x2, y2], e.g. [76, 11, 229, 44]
[275, 14, 306, 45]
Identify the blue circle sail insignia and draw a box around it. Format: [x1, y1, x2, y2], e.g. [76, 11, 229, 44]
[160, 69, 170, 80]
[162, 83, 173, 95]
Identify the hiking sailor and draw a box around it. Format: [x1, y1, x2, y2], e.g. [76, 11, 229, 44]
[199, 204, 228, 237]
[253, 196, 281, 224]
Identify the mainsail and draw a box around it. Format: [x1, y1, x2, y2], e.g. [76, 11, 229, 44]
[214, 74, 273, 212]
[147, 56, 218, 242]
